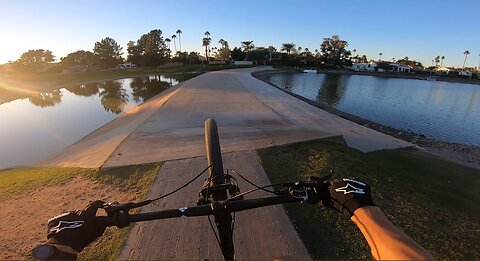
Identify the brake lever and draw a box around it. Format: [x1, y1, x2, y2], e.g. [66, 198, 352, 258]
[102, 202, 133, 228]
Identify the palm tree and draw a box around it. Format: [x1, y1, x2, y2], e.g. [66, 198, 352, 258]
[165, 38, 171, 58]
[171, 34, 177, 53]
[434, 55, 440, 67]
[241, 41, 254, 52]
[298, 46, 302, 54]
[165, 38, 171, 49]
[361, 55, 367, 63]
[304, 48, 310, 56]
[176, 29, 182, 52]
[378, 52, 383, 61]
[462, 50, 470, 71]
[352, 49, 357, 62]
[281, 43, 296, 55]
[202, 37, 211, 62]
[440, 56, 445, 67]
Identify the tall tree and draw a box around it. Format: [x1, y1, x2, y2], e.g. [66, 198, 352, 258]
[93, 37, 123, 68]
[378, 52, 383, 61]
[202, 31, 212, 62]
[462, 50, 470, 71]
[231, 47, 246, 61]
[440, 56, 445, 67]
[202, 37, 212, 62]
[320, 35, 351, 67]
[434, 55, 440, 67]
[171, 34, 177, 53]
[14, 49, 55, 72]
[241, 41, 254, 52]
[165, 38, 171, 58]
[176, 29, 182, 52]
[127, 29, 168, 66]
[61, 50, 95, 67]
[281, 43, 296, 55]
[218, 39, 230, 61]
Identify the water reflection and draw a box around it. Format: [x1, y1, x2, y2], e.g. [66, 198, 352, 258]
[28, 90, 62, 107]
[66, 83, 100, 97]
[99, 81, 129, 114]
[316, 74, 347, 105]
[130, 76, 171, 103]
[268, 72, 480, 146]
[25, 74, 186, 111]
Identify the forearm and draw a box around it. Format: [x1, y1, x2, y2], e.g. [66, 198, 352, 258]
[351, 206, 435, 260]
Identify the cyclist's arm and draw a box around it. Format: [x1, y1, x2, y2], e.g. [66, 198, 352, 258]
[351, 206, 435, 260]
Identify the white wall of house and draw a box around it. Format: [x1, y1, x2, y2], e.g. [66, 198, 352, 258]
[389, 63, 410, 73]
[234, 61, 253, 65]
[352, 63, 376, 72]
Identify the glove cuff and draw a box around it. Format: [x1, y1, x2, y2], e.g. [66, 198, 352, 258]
[341, 197, 375, 218]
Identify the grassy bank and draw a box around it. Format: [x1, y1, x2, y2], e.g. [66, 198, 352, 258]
[257, 139, 480, 260]
[0, 64, 253, 104]
[0, 163, 160, 260]
[1, 64, 252, 87]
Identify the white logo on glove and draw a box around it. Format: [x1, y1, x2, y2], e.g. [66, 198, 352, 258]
[50, 221, 84, 233]
[335, 183, 365, 195]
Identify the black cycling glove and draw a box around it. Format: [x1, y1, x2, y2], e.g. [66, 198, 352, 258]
[323, 178, 375, 218]
[47, 200, 107, 252]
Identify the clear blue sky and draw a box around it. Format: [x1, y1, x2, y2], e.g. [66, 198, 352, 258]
[1, 0, 479, 68]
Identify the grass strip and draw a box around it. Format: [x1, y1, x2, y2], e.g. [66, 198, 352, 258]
[0, 163, 161, 260]
[257, 139, 480, 260]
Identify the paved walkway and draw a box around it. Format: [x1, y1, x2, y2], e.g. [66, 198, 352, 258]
[40, 67, 413, 260]
[119, 151, 310, 260]
[41, 67, 411, 168]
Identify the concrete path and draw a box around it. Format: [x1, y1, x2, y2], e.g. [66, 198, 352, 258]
[39, 67, 413, 260]
[41, 67, 411, 169]
[119, 151, 310, 260]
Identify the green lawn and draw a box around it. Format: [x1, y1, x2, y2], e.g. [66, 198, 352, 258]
[1, 64, 253, 89]
[257, 139, 480, 260]
[0, 163, 161, 260]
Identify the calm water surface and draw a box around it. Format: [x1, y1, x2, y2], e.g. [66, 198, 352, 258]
[268, 73, 480, 146]
[0, 74, 196, 169]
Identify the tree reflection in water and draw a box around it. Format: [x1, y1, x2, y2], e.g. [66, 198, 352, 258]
[99, 81, 128, 114]
[317, 73, 348, 105]
[130, 75, 171, 103]
[28, 90, 62, 107]
[66, 83, 100, 97]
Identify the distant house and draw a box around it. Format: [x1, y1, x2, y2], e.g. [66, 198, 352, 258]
[389, 63, 411, 73]
[352, 62, 377, 72]
[117, 62, 136, 69]
[269, 52, 282, 61]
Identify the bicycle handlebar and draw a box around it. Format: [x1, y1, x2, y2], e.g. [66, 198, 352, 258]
[100, 176, 331, 228]
[101, 193, 309, 228]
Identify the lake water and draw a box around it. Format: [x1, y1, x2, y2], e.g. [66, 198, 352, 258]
[0, 74, 196, 170]
[268, 73, 480, 146]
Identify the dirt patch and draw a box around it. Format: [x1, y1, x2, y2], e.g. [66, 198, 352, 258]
[0, 175, 134, 260]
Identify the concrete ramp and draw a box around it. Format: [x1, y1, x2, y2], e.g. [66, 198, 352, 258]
[39, 88, 180, 168]
[41, 67, 412, 169]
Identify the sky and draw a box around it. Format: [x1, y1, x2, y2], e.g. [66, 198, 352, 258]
[0, 0, 479, 68]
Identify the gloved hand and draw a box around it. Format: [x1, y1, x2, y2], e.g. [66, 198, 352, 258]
[322, 178, 375, 218]
[47, 200, 107, 252]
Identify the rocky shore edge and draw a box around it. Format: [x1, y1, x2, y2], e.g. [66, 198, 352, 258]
[253, 70, 480, 170]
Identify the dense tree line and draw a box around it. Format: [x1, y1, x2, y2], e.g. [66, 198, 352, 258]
[10, 30, 460, 74]
[127, 29, 169, 66]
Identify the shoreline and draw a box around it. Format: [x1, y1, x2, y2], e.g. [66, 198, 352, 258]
[300, 67, 480, 85]
[253, 69, 480, 170]
[0, 71, 202, 105]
